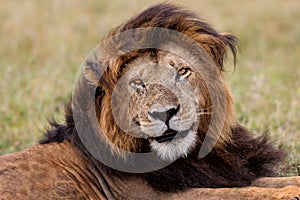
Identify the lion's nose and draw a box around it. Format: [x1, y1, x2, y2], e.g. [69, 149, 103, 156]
[148, 105, 180, 124]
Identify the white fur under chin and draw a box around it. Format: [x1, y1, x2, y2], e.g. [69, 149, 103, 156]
[150, 131, 197, 161]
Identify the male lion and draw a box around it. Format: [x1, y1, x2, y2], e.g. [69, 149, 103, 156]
[0, 3, 299, 200]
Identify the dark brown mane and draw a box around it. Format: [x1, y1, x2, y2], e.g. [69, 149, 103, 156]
[108, 3, 237, 70]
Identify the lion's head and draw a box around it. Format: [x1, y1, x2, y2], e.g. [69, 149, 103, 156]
[80, 3, 237, 162]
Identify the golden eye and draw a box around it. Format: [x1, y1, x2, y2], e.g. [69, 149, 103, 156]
[178, 67, 191, 76]
[130, 79, 144, 87]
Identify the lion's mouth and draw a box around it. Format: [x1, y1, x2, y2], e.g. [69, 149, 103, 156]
[153, 129, 189, 143]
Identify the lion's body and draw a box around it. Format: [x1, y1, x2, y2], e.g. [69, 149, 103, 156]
[0, 142, 299, 199]
[0, 3, 299, 200]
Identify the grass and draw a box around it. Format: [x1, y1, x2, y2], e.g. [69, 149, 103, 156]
[0, 0, 299, 176]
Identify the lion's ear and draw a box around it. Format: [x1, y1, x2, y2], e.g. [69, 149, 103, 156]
[219, 32, 238, 70]
[195, 32, 237, 70]
[84, 60, 112, 93]
[84, 61, 103, 86]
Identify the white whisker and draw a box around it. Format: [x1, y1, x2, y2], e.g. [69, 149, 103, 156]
[197, 111, 213, 116]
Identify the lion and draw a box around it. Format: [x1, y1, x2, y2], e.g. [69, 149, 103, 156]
[0, 3, 299, 200]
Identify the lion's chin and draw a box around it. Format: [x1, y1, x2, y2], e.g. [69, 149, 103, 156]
[150, 130, 197, 161]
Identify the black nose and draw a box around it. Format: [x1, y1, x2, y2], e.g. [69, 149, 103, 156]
[148, 105, 180, 125]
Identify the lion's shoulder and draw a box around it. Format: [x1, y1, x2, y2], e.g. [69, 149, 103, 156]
[0, 142, 93, 199]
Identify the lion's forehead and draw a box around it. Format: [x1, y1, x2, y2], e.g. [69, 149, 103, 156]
[123, 51, 189, 73]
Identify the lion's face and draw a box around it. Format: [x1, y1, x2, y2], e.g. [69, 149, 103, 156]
[127, 52, 199, 161]
[107, 51, 214, 161]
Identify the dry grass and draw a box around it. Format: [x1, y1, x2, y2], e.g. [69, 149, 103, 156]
[0, 0, 299, 175]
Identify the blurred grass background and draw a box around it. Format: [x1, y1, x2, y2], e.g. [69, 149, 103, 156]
[0, 0, 299, 175]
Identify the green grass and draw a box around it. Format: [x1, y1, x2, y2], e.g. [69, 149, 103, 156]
[0, 0, 299, 176]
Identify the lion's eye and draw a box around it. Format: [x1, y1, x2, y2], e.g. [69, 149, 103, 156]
[178, 67, 191, 77]
[130, 79, 145, 88]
